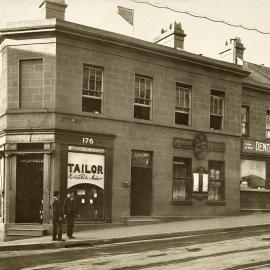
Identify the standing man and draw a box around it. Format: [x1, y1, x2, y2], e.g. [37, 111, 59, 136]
[63, 189, 79, 239]
[51, 191, 63, 241]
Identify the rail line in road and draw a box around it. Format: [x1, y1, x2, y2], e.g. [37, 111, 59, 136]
[2, 226, 270, 270]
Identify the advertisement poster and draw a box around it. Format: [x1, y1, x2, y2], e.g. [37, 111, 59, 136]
[67, 152, 105, 190]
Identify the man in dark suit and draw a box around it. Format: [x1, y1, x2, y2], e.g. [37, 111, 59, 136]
[51, 191, 63, 241]
[63, 189, 79, 239]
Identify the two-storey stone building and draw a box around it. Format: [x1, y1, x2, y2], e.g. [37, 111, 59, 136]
[1, 0, 266, 239]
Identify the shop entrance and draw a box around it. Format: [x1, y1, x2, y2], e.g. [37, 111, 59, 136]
[16, 154, 43, 223]
[69, 184, 104, 220]
[130, 151, 152, 216]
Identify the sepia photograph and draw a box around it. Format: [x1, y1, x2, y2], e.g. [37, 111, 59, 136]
[0, 0, 270, 269]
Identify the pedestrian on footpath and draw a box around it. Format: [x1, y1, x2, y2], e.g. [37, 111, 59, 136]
[51, 191, 64, 241]
[63, 189, 79, 239]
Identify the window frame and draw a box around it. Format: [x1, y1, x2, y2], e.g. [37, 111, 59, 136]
[208, 160, 225, 201]
[241, 106, 249, 137]
[172, 157, 192, 202]
[82, 64, 104, 114]
[175, 84, 192, 126]
[134, 75, 152, 120]
[266, 110, 270, 139]
[210, 90, 225, 130]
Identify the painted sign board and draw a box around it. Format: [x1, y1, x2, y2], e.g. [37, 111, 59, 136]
[67, 152, 105, 190]
[242, 139, 270, 156]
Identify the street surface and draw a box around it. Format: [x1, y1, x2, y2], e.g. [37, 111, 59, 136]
[1, 228, 270, 270]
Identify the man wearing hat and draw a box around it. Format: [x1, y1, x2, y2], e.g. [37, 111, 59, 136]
[63, 189, 79, 239]
[51, 191, 63, 241]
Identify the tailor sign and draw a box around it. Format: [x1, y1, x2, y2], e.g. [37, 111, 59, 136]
[67, 152, 104, 190]
[242, 139, 270, 156]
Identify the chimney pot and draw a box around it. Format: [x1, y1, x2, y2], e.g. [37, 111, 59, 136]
[154, 21, 186, 50]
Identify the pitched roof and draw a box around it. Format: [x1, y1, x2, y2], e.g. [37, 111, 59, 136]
[243, 61, 270, 89]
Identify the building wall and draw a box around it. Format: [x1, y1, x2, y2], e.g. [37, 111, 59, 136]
[54, 35, 243, 220]
[4, 37, 57, 130]
[242, 87, 270, 139]
[0, 25, 245, 225]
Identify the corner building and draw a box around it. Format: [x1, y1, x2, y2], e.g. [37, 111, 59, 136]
[0, 1, 250, 239]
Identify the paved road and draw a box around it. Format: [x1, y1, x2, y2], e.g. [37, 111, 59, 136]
[1, 227, 270, 270]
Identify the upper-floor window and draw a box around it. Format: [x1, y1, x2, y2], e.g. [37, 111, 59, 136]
[266, 110, 270, 139]
[210, 90, 224, 130]
[241, 106, 249, 136]
[82, 65, 103, 113]
[134, 75, 152, 120]
[175, 84, 191, 125]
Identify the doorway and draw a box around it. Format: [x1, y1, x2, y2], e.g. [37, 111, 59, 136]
[130, 151, 152, 216]
[69, 184, 104, 220]
[16, 154, 43, 223]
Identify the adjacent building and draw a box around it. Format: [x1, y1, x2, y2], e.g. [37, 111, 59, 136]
[0, 0, 269, 239]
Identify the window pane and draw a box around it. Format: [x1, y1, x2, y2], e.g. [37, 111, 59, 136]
[172, 180, 186, 200]
[134, 76, 152, 119]
[218, 98, 223, 115]
[82, 66, 103, 112]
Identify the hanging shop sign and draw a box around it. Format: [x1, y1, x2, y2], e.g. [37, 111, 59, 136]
[67, 152, 105, 190]
[242, 139, 270, 156]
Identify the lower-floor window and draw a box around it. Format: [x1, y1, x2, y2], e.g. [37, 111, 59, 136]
[172, 157, 191, 201]
[240, 159, 267, 190]
[208, 161, 225, 201]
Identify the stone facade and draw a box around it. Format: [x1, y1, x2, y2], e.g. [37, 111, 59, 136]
[2, 15, 267, 239]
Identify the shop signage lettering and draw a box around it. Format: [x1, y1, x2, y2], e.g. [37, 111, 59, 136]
[67, 152, 104, 190]
[68, 146, 105, 154]
[4, 134, 54, 143]
[68, 163, 103, 174]
[242, 139, 270, 155]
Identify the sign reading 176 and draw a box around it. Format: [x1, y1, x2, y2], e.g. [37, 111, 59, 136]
[82, 137, 94, 144]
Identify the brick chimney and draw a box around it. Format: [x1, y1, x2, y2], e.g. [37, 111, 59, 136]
[39, 0, 67, 20]
[234, 38, 245, 64]
[219, 37, 245, 65]
[154, 22, 186, 50]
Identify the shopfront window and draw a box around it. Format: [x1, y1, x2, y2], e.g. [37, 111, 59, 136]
[208, 161, 225, 201]
[172, 158, 191, 201]
[67, 151, 105, 220]
[241, 159, 266, 190]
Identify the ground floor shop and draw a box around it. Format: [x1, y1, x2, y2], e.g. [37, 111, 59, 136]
[0, 129, 114, 240]
[0, 128, 245, 239]
[240, 139, 270, 210]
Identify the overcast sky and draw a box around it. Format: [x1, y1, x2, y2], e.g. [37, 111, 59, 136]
[0, 0, 270, 66]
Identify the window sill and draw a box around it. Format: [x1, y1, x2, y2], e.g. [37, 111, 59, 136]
[206, 201, 226, 205]
[171, 200, 193, 205]
[192, 192, 208, 200]
[6, 108, 49, 114]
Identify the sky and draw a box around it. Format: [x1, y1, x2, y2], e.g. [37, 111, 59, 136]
[0, 0, 270, 66]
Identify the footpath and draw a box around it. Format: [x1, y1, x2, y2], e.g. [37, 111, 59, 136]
[0, 213, 270, 251]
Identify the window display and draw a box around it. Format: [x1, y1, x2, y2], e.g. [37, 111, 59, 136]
[240, 159, 266, 189]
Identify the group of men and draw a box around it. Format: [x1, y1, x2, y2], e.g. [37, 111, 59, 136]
[51, 190, 79, 241]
